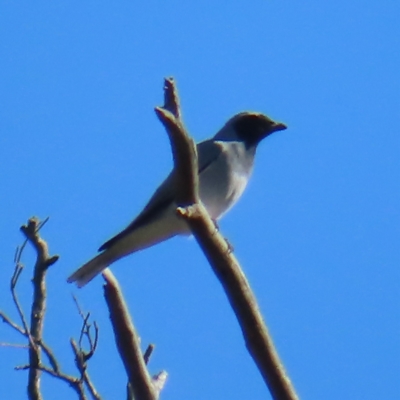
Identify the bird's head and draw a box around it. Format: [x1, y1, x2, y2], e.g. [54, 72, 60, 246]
[214, 111, 287, 148]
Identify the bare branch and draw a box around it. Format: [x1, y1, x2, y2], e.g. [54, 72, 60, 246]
[9, 263, 36, 351]
[0, 310, 25, 335]
[154, 78, 199, 207]
[102, 269, 159, 400]
[68, 296, 102, 399]
[156, 78, 299, 400]
[162, 76, 181, 119]
[11, 261, 24, 288]
[72, 295, 99, 363]
[143, 344, 155, 365]
[2, 218, 102, 399]
[0, 342, 29, 349]
[70, 339, 101, 400]
[151, 371, 168, 395]
[39, 341, 60, 374]
[19, 217, 59, 400]
[16, 363, 87, 400]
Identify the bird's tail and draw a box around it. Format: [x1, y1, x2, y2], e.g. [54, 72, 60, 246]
[67, 252, 113, 288]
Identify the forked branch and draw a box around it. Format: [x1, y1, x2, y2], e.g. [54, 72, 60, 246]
[155, 77, 298, 400]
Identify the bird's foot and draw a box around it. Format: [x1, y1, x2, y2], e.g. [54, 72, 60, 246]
[224, 238, 234, 253]
[212, 218, 220, 231]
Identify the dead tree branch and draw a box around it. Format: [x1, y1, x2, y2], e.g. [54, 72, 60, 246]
[19, 217, 59, 400]
[0, 217, 102, 400]
[103, 269, 166, 400]
[155, 77, 299, 400]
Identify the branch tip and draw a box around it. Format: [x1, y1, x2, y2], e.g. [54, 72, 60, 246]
[143, 344, 155, 365]
[162, 77, 180, 117]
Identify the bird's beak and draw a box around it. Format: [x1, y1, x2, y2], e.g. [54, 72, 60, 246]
[272, 122, 287, 132]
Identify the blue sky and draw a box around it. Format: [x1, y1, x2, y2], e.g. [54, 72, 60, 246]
[0, 1, 399, 399]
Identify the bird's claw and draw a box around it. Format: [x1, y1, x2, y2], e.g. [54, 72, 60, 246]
[212, 218, 220, 231]
[224, 238, 234, 253]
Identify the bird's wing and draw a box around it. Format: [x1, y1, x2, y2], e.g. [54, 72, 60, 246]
[98, 140, 223, 252]
[197, 139, 223, 174]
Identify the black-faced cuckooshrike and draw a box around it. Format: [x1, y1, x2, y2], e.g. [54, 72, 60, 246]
[68, 112, 287, 287]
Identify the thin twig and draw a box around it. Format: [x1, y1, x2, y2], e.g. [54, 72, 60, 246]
[72, 295, 99, 362]
[0, 342, 29, 349]
[70, 339, 101, 400]
[9, 263, 36, 351]
[39, 341, 60, 374]
[143, 344, 155, 365]
[0, 311, 25, 335]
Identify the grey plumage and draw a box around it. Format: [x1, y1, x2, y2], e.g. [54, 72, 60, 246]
[68, 112, 286, 287]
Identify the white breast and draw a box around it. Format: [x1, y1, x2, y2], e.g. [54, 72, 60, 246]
[198, 141, 254, 219]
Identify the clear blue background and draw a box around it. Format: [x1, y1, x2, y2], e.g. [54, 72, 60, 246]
[1, 1, 399, 399]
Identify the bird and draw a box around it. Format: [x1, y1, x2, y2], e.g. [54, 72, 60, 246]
[67, 111, 287, 287]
